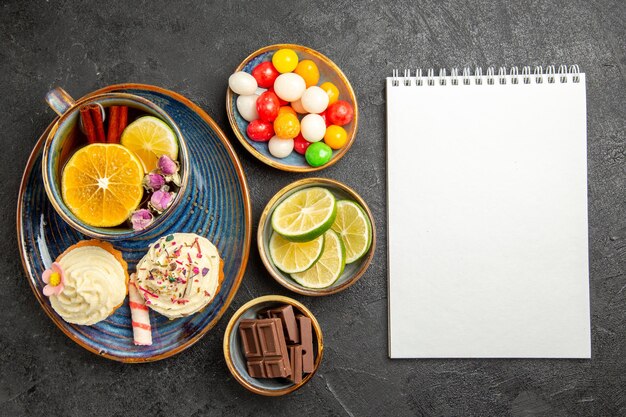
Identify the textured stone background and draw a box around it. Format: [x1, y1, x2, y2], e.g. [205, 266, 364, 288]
[1, 1, 625, 416]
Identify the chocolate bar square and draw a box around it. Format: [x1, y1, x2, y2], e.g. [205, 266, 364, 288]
[267, 305, 300, 344]
[288, 345, 303, 384]
[238, 318, 291, 378]
[239, 319, 262, 358]
[297, 315, 314, 373]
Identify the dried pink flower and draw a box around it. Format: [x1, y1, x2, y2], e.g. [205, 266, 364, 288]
[130, 209, 154, 231]
[157, 155, 179, 176]
[149, 190, 175, 213]
[143, 172, 165, 192]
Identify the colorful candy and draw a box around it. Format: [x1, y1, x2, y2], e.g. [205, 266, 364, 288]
[293, 134, 310, 155]
[252, 61, 280, 88]
[301, 86, 329, 114]
[273, 113, 300, 139]
[268, 88, 288, 106]
[300, 114, 326, 142]
[326, 100, 353, 126]
[236, 95, 259, 122]
[305, 142, 332, 167]
[291, 98, 307, 114]
[273, 73, 306, 102]
[294, 60, 320, 87]
[256, 91, 280, 122]
[320, 82, 339, 105]
[247, 119, 274, 142]
[272, 49, 299, 73]
[319, 110, 331, 127]
[323, 125, 348, 149]
[228, 71, 257, 95]
[278, 106, 297, 117]
[229, 47, 355, 167]
[268, 136, 295, 158]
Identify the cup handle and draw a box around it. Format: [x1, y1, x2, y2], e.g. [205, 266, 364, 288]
[45, 87, 75, 116]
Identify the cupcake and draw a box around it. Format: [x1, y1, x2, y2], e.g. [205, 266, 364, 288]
[42, 240, 129, 326]
[134, 233, 223, 319]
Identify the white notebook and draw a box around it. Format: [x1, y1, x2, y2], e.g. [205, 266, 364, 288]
[386, 66, 590, 358]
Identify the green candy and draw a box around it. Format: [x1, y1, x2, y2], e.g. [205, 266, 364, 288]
[305, 142, 332, 167]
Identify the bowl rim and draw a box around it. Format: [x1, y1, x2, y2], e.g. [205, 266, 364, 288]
[18, 83, 252, 363]
[257, 177, 376, 296]
[226, 43, 359, 173]
[223, 295, 324, 396]
[41, 91, 190, 239]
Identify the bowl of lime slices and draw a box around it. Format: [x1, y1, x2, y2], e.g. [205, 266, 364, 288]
[257, 178, 375, 296]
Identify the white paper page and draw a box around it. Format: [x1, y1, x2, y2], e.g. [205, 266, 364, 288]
[387, 74, 590, 358]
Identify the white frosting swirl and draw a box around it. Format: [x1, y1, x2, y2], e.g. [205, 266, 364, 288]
[135, 233, 221, 319]
[51, 245, 127, 326]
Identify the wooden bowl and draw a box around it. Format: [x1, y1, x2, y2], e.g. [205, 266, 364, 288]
[258, 178, 376, 296]
[223, 295, 323, 396]
[226, 44, 358, 172]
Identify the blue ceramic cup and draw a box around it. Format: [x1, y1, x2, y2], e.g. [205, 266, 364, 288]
[42, 87, 190, 240]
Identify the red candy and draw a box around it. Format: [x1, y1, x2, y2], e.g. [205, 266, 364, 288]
[319, 110, 331, 127]
[256, 91, 280, 122]
[268, 88, 288, 106]
[246, 120, 274, 142]
[326, 100, 353, 126]
[252, 62, 280, 88]
[293, 134, 311, 155]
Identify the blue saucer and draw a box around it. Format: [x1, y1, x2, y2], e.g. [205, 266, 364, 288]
[17, 84, 251, 362]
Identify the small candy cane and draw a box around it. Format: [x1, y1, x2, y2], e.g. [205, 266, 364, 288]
[129, 273, 152, 346]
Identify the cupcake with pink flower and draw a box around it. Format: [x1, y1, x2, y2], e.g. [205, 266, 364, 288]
[42, 240, 129, 326]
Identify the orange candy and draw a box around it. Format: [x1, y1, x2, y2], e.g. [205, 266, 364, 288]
[320, 82, 340, 105]
[273, 113, 300, 139]
[323, 125, 348, 149]
[277, 106, 297, 117]
[294, 60, 320, 88]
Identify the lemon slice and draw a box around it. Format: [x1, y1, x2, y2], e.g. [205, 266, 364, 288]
[269, 232, 324, 274]
[291, 230, 345, 288]
[271, 187, 336, 242]
[61, 144, 144, 227]
[120, 116, 178, 172]
[331, 200, 372, 263]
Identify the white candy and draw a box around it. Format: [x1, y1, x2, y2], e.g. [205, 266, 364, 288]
[301, 86, 329, 114]
[228, 71, 258, 95]
[268, 136, 294, 158]
[291, 98, 307, 114]
[273, 73, 306, 102]
[236, 94, 259, 122]
[300, 114, 326, 142]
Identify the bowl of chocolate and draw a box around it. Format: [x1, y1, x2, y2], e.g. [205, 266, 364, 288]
[223, 295, 323, 396]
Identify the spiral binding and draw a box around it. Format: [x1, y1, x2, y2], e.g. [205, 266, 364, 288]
[390, 65, 581, 86]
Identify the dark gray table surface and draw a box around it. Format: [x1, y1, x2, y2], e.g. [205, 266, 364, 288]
[2, 1, 625, 416]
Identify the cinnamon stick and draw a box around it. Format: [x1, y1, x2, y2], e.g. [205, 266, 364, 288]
[107, 106, 120, 143]
[117, 106, 128, 139]
[90, 104, 106, 143]
[80, 106, 97, 144]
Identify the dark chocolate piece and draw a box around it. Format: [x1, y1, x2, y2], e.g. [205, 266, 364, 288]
[238, 318, 291, 378]
[267, 305, 300, 344]
[297, 315, 314, 373]
[288, 345, 303, 384]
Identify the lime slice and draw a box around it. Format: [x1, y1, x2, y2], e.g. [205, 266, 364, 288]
[271, 187, 336, 242]
[120, 116, 178, 172]
[269, 232, 325, 273]
[291, 230, 345, 288]
[331, 200, 372, 263]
